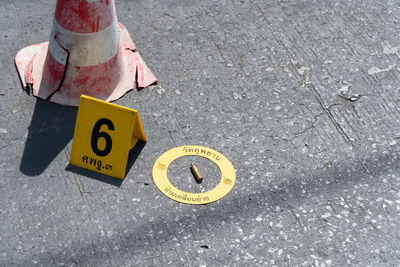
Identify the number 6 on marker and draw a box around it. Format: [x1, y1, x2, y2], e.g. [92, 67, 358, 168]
[91, 118, 114, 157]
[69, 95, 147, 179]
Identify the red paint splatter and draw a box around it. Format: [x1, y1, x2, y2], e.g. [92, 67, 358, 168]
[77, 75, 90, 85]
[96, 16, 100, 32]
[55, 0, 115, 33]
[41, 52, 65, 91]
[73, 1, 91, 25]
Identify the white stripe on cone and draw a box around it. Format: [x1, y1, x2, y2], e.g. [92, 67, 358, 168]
[49, 19, 119, 66]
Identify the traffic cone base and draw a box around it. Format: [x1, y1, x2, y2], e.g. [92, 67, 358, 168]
[15, 2, 157, 107]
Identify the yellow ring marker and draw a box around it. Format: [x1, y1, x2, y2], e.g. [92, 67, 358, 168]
[152, 145, 236, 205]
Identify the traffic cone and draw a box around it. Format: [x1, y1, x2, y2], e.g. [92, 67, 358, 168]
[15, 0, 157, 106]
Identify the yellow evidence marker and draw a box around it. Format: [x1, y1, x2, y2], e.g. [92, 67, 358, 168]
[69, 95, 147, 179]
[152, 145, 236, 205]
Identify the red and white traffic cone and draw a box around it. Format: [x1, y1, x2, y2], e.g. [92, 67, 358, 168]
[15, 0, 157, 106]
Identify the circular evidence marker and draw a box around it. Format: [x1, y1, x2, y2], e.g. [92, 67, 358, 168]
[152, 145, 236, 205]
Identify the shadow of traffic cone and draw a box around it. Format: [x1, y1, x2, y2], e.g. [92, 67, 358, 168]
[15, 0, 157, 106]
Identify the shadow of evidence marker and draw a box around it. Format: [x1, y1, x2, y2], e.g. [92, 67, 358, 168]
[19, 99, 77, 176]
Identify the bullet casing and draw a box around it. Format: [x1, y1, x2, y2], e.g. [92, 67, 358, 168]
[190, 163, 203, 183]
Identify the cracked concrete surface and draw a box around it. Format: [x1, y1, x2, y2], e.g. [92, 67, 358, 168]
[1, 0, 400, 266]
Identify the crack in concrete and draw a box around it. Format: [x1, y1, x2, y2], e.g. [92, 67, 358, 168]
[282, 113, 325, 142]
[271, 35, 355, 146]
[309, 82, 354, 145]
